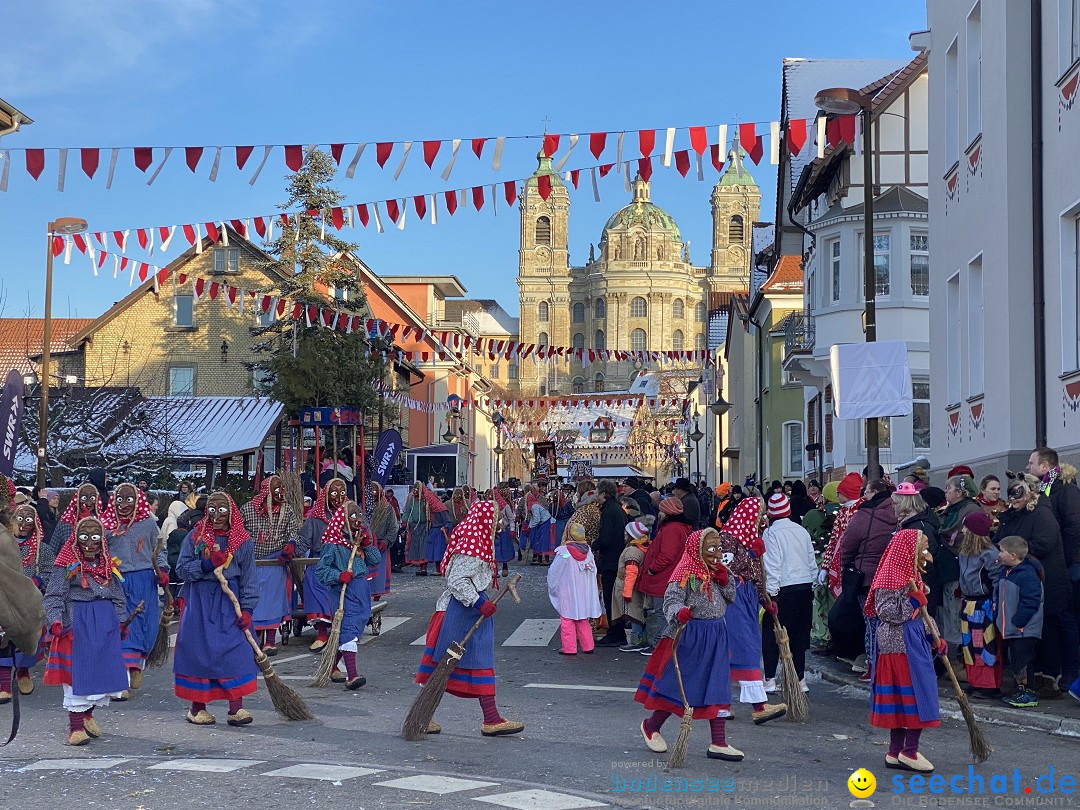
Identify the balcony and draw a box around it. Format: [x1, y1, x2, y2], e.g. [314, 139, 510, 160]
[783, 312, 815, 360]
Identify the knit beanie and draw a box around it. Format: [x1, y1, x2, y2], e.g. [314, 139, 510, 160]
[659, 497, 684, 516]
[767, 492, 791, 519]
[837, 472, 864, 502]
[822, 481, 840, 505]
[963, 511, 992, 537]
[625, 520, 649, 541]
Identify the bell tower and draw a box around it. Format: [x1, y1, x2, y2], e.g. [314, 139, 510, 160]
[709, 139, 761, 293]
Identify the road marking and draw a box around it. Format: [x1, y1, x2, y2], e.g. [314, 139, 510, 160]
[475, 788, 606, 809]
[411, 633, 427, 646]
[523, 683, 637, 693]
[501, 619, 561, 647]
[264, 653, 310, 666]
[21, 758, 130, 771]
[148, 759, 266, 773]
[263, 764, 383, 781]
[375, 775, 500, 794]
[359, 615, 411, 644]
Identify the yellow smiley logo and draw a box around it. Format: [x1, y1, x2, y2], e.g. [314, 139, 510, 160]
[848, 768, 877, 798]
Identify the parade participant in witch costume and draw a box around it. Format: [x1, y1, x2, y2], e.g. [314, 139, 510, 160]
[240, 475, 301, 657]
[101, 482, 166, 694]
[297, 479, 348, 652]
[866, 528, 942, 773]
[315, 500, 382, 689]
[493, 486, 516, 577]
[173, 492, 259, 727]
[366, 484, 396, 601]
[416, 500, 524, 737]
[715, 498, 787, 724]
[43, 516, 128, 745]
[47, 482, 101, 554]
[403, 482, 430, 575]
[424, 487, 453, 572]
[0, 503, 55, 703]
[636, 528, 741, 762]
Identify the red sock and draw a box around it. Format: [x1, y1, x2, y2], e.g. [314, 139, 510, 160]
[0, 667, 11, 693]
[191, 702, 207, 714]
[68, 711, 85, 732]
[709, 717, 727, 746]
[342, 651, 357, 679]
[85, 706, 94, 717]
[478, 695, 503, 724]
[316, 624, 330, 642]
[228, 698, 243, 714]
[752, 702, 765, 712]
[15, 667, 30, 679]
[888, 728, 905, 756]
[264, 628, 276, 646]
[644, 710, 671, 735]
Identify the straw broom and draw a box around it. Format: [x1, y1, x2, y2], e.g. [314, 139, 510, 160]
[146, 533, 174, 668]
[914, 587, 991, 763]
[212, 566, 313, 721]
[402, 572, 522, 741]
[310, 526, 361, 687]
[771, 612, 810, 722]
[667, 623, 693, 768]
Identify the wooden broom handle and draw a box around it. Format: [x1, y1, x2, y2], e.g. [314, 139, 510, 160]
[456, 572, 522, 648]
[670, 623, 691, 710]
[213, 566, 263, 658]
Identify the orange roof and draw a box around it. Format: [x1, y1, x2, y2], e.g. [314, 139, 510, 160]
[761, 255, 804, 293]
[0, 318, 94, 375]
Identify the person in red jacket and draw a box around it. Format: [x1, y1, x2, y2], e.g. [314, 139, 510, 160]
[638, 497, 694, 654]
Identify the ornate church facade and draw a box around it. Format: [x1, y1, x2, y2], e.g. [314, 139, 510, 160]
[513, 149, 760, 395]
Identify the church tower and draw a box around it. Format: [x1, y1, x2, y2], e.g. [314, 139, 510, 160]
[709, 142, 761, 293]
[517, 151, 571, 394]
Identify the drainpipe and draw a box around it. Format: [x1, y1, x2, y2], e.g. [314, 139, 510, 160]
[1031, 0, 1048, 447]
[750, 313, 764, 483]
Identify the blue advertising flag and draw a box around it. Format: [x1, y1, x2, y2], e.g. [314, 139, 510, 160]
[370, 429, 403, 486]
[0, 369, 26, 477]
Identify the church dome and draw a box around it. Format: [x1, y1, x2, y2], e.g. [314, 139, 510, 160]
[602, 176, 681, 242]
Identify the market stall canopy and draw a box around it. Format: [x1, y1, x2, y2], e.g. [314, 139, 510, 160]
[145, 396, 284, 460]
[590, 464, 650, 480]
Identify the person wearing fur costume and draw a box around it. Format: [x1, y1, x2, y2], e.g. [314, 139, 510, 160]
[415, 500, 524, 737]
[315, 500, 382, 689]
[635, 528, 743, 762]
[866, 528, 942, 773]
[297, 479, 348, 652]
[240, 475, 301, 657]
[43, 516, 129, 745]
[715, 498, 787, 724]
[1, 502, 55, 703]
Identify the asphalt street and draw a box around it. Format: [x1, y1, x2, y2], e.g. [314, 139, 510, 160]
[2, 560, 1078, 809]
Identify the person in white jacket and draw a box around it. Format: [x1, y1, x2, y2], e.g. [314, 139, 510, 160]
[761, 492, 817, 692]
[547, 524, 603, 654]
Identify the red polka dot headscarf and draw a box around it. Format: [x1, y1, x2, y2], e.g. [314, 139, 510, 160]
[440, 500, 496, 580]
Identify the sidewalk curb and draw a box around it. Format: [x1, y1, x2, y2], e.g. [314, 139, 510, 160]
[809, 663, 1080, 739]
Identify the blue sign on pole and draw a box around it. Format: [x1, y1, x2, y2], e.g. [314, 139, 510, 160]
[370, 429, 403, 486]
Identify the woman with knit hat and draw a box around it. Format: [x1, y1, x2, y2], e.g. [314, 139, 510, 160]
[635, 528, 742, 761]
[613, 519, 652, 652]
[956, 510, 1002, 697]
[547, 522, 603, 655]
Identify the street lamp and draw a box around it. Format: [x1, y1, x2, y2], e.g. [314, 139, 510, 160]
[815, 87, 879, 484]
[709, 395, 731, 484]
[39, 216, 88, 489]
[690, 413, 704, 483]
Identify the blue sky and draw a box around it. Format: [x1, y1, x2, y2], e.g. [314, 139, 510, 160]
[0, 0, 925, 322]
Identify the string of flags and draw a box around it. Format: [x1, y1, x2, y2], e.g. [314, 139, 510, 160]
[375, 383, 688, 413]
[1, 115, 850, 192]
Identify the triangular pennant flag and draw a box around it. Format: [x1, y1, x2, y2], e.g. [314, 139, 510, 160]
[569, 169, 580, 188]
[599, 163, 614, 178]
[542, 133, 560, 157]
[787, 118, 807, 156]
[413, 195, 427, 220]
[330, 143, 345, 164]
[637, 157, 653, 181]
[710, 144, 724, 173]
[385, 198, 400, 223]
[137, 229, 150, 250]
[133, 147, 153, 172]
[376, 142, 393, 167]
[25, 149, 45, 180]
[185, 146, 203, 172]
[674, 149, 691, 177]
[472, 185, 484, 211]
[422, 140, 441, 168]
[638, 129, 655, 158]
[235, 145, 254, 169]
[688, 126, 708, 156]
[208, 282, 220, 301]
[80, 148, 99, 179]
[471, 137, 486, 159]
[589, 131, 607, 159]
[504, 180, 516, 206]
[284, 144, 303, 171]
[537, 174, 552, 201]
[331, 207, 344, 230]
[444, 189, 458, 215]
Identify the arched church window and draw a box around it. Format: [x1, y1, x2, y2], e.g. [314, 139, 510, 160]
[595, 298, 606, 319]
[538, 331, 549, 346]
[595, 330, 606, 351]
[729, 215, 744, 242]
[594, 374, 605, 393]
[538, 301, 549, 322]
[695, 301, 707, 322]
[672, 330, 684, 351]
[673, 298, 684, 319]
[536, 216, 552, 246]
[696, 333, 707, 350]
[572, 302, 585, 323]
[631, 328, 647, 352]
[630, 297, 648, 318]
[572, 377, 585, 394]
[572, 333, 585, 349]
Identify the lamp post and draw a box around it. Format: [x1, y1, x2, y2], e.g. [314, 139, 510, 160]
[39, 216, 88, 490]
[709, 395, 731, 484]
[814, 87, 878, 484]
[690, 412, 704, 484]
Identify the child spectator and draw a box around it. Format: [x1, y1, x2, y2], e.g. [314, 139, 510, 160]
[957, 511, 1002, 697]
[613, 519, 652, 652]
[995, 535, 1045, 708]
[547, 523, 603, 655]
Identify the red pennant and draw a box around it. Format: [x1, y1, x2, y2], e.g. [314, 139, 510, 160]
[25, 149, 45, 180]
[710, 144, 724, 173]
[357, 204, 370, 227]
[280, 213, 291, 226]
[471, 138, 486, 159]
[137, 229, 149, 250]
[138, 263, 149, 282]
[183, 224, 196, 245]
[376, 142, 393, 167]
[599, 163, 614, 178]
[331, 207, 344, 230]
[787, 119, 807, 155]
[204, 221, 220, 243]
[385, 199, 400, 223]
[838, 114, 856, 145]
[744, 134, 764, 164]
[330, 143, 345, 164]
[589, 131, 607, 159]
[307, 305, 318, 323]
[291, 302, 302, 320]
[51, 236, 64, 257]
[235, 145, 254, 169]
[543, 133, 560, 157]
[157, 268, 169, 285]
[208, 282, 220, 301]
[504, 180, 517, 206]
[637, 157, 653, 181]
[230, 219, 246, 237]
[134, 147, 153, 172]
[194, 278, 205, 297]
[537, 175, 552, 201]
[80, 148, 99, 179]
[472, 186, 484, 211]
[413, 195, 427, 220]
[674, 150, 691, 177]
[178, 273, 188, 285]
[185, 146, 203, 172]
[423, 140, 441, 168]
[284, 145, 303, 171]
[569, 169, 580, 188]
[253, 217, 266, 238]
[688, 126, 708, 156]
[638, 129, 656, 158]
[445, 190, 458, 215]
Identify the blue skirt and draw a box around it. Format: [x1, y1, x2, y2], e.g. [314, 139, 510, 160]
[426, 525, 449, 565]
[555, 518, 569, 547]
[367, 551, 390, 597]
[529, 520, 553, 555]
[329, 576, 371, 645]
[121, 568, 161, 669]
[173, 576, 258, 701]
[728, 581, 764, 678]
[304, 568, 334, 623]
[415, 597, 495, 697]
[0, 630, 45, 670]
[635, 618, 732, 719]
[253, 554, 292, 631]
[494, 529, 516, 563]
[45, 600, 128, 696]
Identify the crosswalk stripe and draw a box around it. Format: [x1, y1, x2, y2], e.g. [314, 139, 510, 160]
[20, 758, 130, 771]
[264, 764, 383, 781]
[375, 775, 500, 794]
[474, 788, 606, 809]
[148, 759, 266, 773]
[359, 616, 411, 644]
[523, 683, 636, 693]
[501, 619, 561, 647]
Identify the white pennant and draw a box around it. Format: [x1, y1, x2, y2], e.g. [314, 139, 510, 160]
[662, 127, 675, 167]
[0, 150, 9, 192]
[105, 148, 120, 189]
[249, 145, 273, 186]
[57, 148, 68, 191]
[194, 223, 204, 254]
[267, 216, 275, 243]
[63, 238, 73, 265]
[696, 153, 704, 181]
[397, 200, 407, 231]
[345, 143, 366, 179]
[817, 116, 826, 159]
[553, 133, 578, 172]
[770, 121, 781, 165]
[112, 255, 119, 278]
[146, 146, 173, 186]
[220, 223, 229, 246]
[590, 167, 600, 202]
[89, 248, 98, 277]
[623, 162, 631, 192]
[393, 141, 412, 180]
[615, 131, 624, 166]
[160, 226, 175, 253]
[440, 138, 462, 180]
[373, 202, 384, 233]
[147, 228, 155, 256]
[430, 194, 437, 225]
[718, 125, 728, 153]
[208, 146, 223, 181]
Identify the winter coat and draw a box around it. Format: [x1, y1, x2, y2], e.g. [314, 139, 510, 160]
[35, 497, 58, 544]
[613, 542, 648, 624]
[762, 518, 818, 596]
[680, 493, 701, 529]
[638, 515, 693, 597]
[993, 556, 1044, 639]
[547, 542, 603, 620]
[630, 488, 657, 519]
[593, 497, 629, 572]
[997, 499, 1072, 617]
[1045, 465, 1080, 567]
[935, 498, 981, 584]
[840, 490, 898, 583]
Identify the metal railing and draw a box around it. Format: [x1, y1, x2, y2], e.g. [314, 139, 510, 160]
[784, 312, 815, 357]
